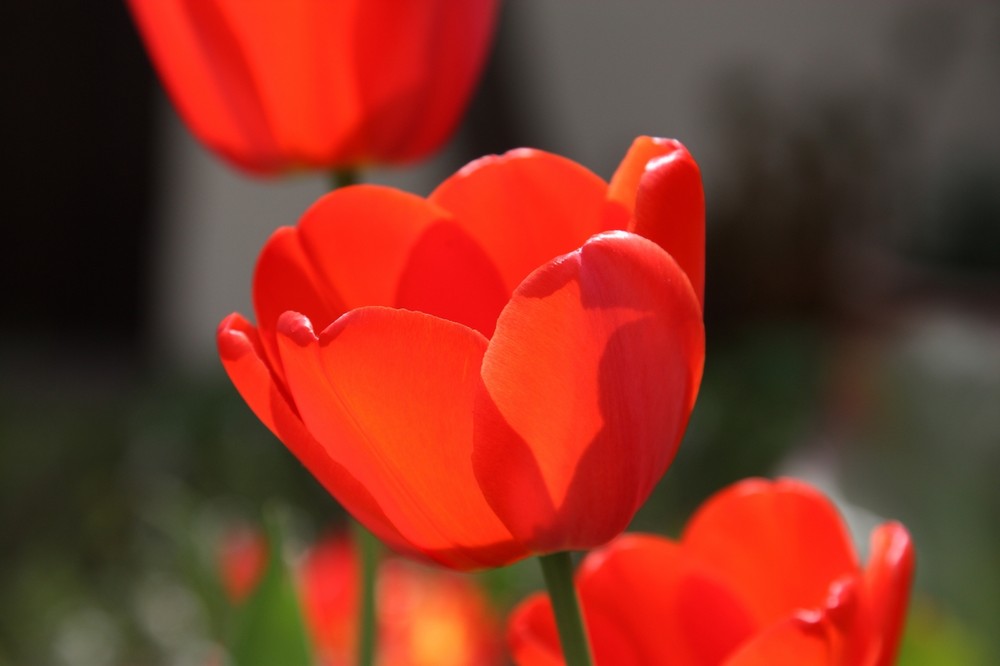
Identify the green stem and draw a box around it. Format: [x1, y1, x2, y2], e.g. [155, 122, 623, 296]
[330, 168, 360, 190]
[539, 552, 594, 666]
[354, 522, 379, 666]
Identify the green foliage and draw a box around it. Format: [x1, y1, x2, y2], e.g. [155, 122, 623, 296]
[229, 509, 313, 666]
[898, 601, 986, 666]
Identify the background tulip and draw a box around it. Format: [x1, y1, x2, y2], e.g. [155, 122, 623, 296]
[508, 478, 915, 666]
[218, 531, 502, 665]
[126, 0, 500, 174]
[217, 137, 705, 569]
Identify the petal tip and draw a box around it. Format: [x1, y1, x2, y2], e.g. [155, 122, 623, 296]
[646, 142, 697, 173]
[638, 135, 685, 153]
[276, 311, 317, 347]
[871, 521, 916, 574]
[791, 609, 828, 634]
[217, 314, 253, 361]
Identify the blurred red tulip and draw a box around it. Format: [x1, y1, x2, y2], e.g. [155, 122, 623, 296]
[218, 532, 501, 665]
[508, 478, 915, 666]
[217, 137, 705, 569]
[218, 526, 268, 604]
[301, 538, 502, 666]
[126, 0, 500, 174]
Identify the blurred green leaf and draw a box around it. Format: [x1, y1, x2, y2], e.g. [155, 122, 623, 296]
[897, 601, 986, 666]
[229, 509, 312, 666]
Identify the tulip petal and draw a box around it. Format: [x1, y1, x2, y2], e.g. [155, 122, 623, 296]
[292, 186, 507, 335]
[253, 226, 345, 373]
[508, 535, 755, 666]
[607, 137, 705, 306]
[390, 0, 501, 161]
[577, 535, 756, 666]
[506, 594, 566, 666]
[126, 0, 280, 172]
[215, 314, 412, 556]
[429, 149, 613, 297]
[202, 0, 361, 167]
[862, 522, 915, 666]
[276, 308, 521, 569]
[606, 136, 682, 215]
[394, 220, 511, 337]
[682, 478, 859, 628]
[725, 615, 835, 666]
[348, 0, 499, 162]
[295, 186, 447, 307]
[340, 1, 437, 160]
[474, 232, 704, 552]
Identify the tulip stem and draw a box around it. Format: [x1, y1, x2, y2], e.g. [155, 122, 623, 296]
[354, 522, 379, 666]
[539, 552, 595, 666]
[331, 169, 360, 190]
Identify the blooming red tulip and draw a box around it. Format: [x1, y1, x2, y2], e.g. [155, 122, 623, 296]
[508, 478, 915, 666]
[217, 137, 705, 569]
[126, 0, 499, 174]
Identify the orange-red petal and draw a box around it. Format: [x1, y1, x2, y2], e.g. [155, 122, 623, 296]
[202, 0, 360, 166]
[725, 615, 835, 666]
[215, 313, 411, 555]
[127, 0, 276, 171]
[254, 187, 510, 339]
[473, 232, 704, 552]
[607, 137, 705, 306]
[295, 187, 440, 301]
[508, 535, 756, 666]
[429, 149, 612, 297]
[393, 220, 510, 337]
[506, 593, 566, 666]
[606, 136, 681, 215]
[861, 522, 915, 666]
[577, 535, 756, 666]
[350, 0, 500, 163]
[252, 226, 345, 373]
[608, 136, 705, 304]
[275, 308, 521, 569]
[392, 0, 501, 161]
[632, 145, 705, 307]
[682, 478, 859, 628]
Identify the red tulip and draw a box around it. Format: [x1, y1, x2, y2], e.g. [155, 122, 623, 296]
[508, 478, 915, 666]
[217, 137, 705, 569]
[126, 0, 500, 174]
[218, 526, 268, 604]
[218, 532, 502, 665]
[301, 537, 503, 666]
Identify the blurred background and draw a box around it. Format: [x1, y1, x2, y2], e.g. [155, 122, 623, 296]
[2, 1, 999, 663]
